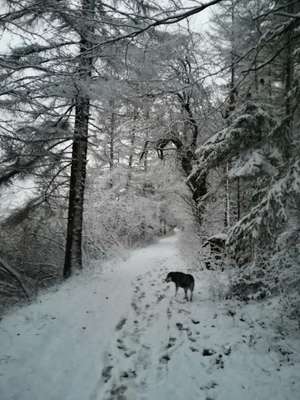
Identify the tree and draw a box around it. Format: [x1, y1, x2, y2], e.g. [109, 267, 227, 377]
[138, 30, 217, 223]
[63, 0, 96, 278]
[0, 0, 227, 283]
[190, 0, 300, 303]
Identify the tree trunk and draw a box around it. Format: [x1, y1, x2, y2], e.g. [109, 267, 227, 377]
[126, 130, 136, 189]
[224, 163, 231, 228]
[109, 100, 115, 172]
[108, 100, 115, 188]
[224, 0, 235, 229]
[236, 177, 241, 221]
[143, 106, 150, 173]
[63, 0, 95, 279]
[284, 1, 294, 129]
[126, 108, 138, 190]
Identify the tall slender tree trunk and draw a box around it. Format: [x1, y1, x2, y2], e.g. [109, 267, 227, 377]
[224, 162, 231, 228]
[63, 0, 95, 279]
[126, 108, 138, 190]
[224, 0, 236, 229]
[143, 135, 148, 173]
[177, 89, 207, 224]
[282, 0, 297, 163]
[284, 2, 294, 128]
[143, 105, 150, 173]
[109, 100, 115, 172]
[126, 130, 136, 189]
[108, 100, 115, 188]
[236, 177, 241, 221]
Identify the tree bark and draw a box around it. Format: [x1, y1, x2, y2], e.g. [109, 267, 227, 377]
[109, 100, 115, 172]
[126, 108, 138, 190]
[224, 0, 236, 229]
[126, 130, 136, 189]
[284, 1, 294, 128]
[63, 0, 95, 279]
[236, 177, 241, 221]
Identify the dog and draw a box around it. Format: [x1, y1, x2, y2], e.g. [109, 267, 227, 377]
[165, 272, 195, 302]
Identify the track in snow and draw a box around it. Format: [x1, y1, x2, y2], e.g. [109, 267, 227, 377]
[1, 235, 300, 400]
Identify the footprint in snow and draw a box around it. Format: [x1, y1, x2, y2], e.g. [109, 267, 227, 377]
[120, 370, 137, 379]
[101, 365, 113, 383]
[200, 381, 218, 390]
[166, 337, 176, 349]
[156, 294, 165, 303]
[116, 338, 128, 352]
[159, 353, 171, 364]
[202, 349, 216, 356]
[124, 350, 136, 358]
[109, 384, 128, 399]
[131, 301, 140, 315]
[215, 354, 224, 369]
[115, 317, 127, 331]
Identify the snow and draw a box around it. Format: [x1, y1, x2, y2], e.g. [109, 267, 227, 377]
[208, 233, 227, 241]
[1, 235, 300, 400]
[0, 178, 36, 221]
[229, 151, 278, 178]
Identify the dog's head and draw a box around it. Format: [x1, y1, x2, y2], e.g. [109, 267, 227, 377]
[165, 272, 173, 283]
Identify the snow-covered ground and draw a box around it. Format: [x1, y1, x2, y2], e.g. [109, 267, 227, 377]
[1, 235, 300, 400]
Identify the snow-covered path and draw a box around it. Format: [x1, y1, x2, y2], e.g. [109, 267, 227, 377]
[1, 236, 300, 400]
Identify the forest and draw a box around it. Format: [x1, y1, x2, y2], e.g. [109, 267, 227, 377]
[1, 0, 299, 317]
[0, 1, 300, 399]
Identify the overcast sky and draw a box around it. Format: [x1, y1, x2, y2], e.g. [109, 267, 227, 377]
[0, 1, 214, 54]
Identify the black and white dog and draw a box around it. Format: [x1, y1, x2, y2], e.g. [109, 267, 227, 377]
[165, 272, 195, 302]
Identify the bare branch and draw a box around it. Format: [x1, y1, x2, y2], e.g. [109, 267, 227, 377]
[0, 256, 31, 300]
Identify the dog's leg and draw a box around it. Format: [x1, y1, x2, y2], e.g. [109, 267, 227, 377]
[184, 288, 188, 301]
[190, 282, 194, 302]
[175, 285, 178, 297]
